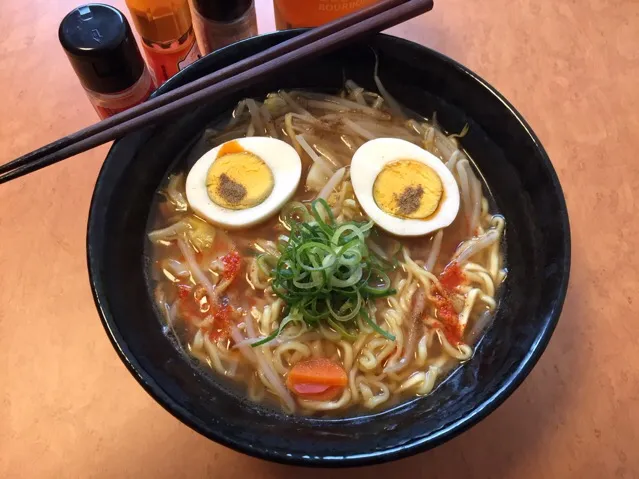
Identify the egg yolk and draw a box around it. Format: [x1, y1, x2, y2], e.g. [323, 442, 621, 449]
[372, 159, 443, 219]
[206, 151, 274, 210]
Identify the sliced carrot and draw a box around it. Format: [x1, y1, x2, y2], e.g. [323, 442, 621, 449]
[286, 358, 347, 400]
[287, 358, 348, 386]
[292, 384, 343, 401]
[293, 383, 331, 395]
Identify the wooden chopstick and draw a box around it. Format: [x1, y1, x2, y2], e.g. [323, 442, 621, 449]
[0, 0, 434, 185]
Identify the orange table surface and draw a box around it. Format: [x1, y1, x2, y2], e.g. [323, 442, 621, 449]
[1, 0, 638, 477]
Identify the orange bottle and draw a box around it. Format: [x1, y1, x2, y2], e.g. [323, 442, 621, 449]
[273, 0, 380, 29]
[125, 0, 201, 86]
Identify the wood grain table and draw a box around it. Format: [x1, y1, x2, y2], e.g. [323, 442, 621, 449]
[1, 0, 637, 477]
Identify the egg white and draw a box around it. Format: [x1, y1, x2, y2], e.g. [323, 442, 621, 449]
[351, 138, 461, 237]
[186, 137, 302, 229]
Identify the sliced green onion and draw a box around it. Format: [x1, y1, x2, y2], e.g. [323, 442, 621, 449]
[281, 202, 311, 229]
[249, 328, 279, 348]
[256, 254, 278, 275]
[327, 295, 361, 322]
[327, 318, 358, 340]
[265, 199, 397, 343]
[361, 308, 395, 341]
[251, 307, 302, 347]
[329, 265, 363, 288]
[311, 198, 335, 226]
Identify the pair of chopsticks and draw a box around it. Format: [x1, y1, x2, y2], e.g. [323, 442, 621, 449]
[0, 0, 434, 185]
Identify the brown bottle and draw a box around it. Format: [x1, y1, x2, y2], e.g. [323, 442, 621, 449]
[190, 0, 258, 55]
[273, 0, 380, 29]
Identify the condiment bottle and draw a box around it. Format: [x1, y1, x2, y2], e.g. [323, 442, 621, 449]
[273, 0, 379, 29]
[59, 4, 155, 119]
[125, 0, 200, 85]
[189, 0, 258, 55]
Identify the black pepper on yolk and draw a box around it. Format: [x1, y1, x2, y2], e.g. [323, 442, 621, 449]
[372, 159, 443, 219]
[206, 146, 274, 210]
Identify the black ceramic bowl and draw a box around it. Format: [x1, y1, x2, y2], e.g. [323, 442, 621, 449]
[87, 31, 570, 466]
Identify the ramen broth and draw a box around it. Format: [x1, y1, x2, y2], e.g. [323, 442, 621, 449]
[146, 84, 506, 416]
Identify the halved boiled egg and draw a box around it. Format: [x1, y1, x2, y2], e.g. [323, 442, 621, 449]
[186, 137, 302, 229]
[351, 138, 460, 237]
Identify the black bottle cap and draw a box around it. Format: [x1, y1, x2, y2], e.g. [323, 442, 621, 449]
[191, 0, 253, 23]
[59, 4, 145, 94]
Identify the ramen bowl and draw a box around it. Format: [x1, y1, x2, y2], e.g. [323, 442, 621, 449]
[87, 31, 570, 466]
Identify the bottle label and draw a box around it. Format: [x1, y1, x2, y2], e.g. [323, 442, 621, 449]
[92, 76, 156, 119]
[274, 0, 379, 28]
[143, 32, 201, 85]
[178, 41, 201, 71]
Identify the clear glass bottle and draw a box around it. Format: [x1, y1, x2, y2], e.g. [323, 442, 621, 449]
[273, 0, 380, 29]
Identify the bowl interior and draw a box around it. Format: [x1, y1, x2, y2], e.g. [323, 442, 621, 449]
[88, 31, 570, 466]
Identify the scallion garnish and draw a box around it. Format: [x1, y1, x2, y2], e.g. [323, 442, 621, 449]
[253, 199, 396, 346]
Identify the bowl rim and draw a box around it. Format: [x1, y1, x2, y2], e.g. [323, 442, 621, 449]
[87, 30, 571, 467]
